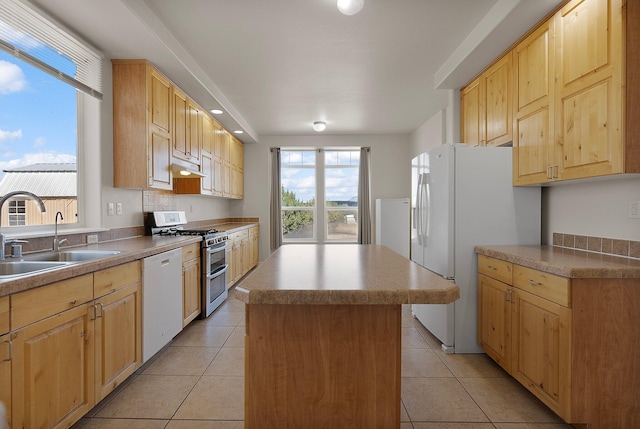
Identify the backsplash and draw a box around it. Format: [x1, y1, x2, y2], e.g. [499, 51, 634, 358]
[553, 232, 640, 259]
[143, 189, 176, 212]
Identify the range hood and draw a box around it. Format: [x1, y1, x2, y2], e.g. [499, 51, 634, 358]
[171, 163, 207, 178]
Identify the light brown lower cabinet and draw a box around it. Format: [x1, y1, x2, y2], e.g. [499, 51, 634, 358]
[1, 332, 12, 428]
[6, 261, 143, 429]
[11, 302, 95, 429]
[182, 243, 201, 326]
[93, 261, 142, 402]
[478, 253, 640, 429]
[228, 225, 259, 287]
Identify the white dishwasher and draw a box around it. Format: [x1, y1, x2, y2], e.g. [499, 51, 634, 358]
[142, 248, 182, 362]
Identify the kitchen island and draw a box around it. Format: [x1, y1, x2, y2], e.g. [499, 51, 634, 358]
[235, 244, 459, 429]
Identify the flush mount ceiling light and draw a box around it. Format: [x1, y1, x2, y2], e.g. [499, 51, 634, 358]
[233, 130, 244, 134]
[313, 121, 327, 132]
[210, 109, 223, 115]
[337, 0, 364, 15]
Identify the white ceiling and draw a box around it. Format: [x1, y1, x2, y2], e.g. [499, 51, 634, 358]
[30, 0, 563, 144]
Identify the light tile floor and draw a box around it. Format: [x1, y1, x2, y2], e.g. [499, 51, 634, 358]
[72, 287, 575, 429]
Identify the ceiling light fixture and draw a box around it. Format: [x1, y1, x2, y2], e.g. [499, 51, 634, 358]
[337, 0, 364, 15]
[233, 130, 244, 134]
[313, 121, 327, 132]
[210, 109, 223, 115]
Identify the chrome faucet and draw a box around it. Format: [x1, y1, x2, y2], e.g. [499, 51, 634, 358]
[53, 211, 68, 251]
[0, 191, 46, 260]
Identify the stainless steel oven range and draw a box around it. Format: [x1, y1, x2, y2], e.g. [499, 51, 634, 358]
[149, 211, 229, 318]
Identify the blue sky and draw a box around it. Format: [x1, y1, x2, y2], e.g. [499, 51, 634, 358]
[281, 150, 359, 203]
[0, 49, 77, 178]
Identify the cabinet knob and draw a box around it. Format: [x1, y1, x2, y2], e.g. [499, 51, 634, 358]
[528, 279, 542, 286]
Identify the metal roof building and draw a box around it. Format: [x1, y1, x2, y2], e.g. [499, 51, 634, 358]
[0, 163, 77, 197]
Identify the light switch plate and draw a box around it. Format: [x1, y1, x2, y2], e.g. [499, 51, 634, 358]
[107, 202, 114, 216]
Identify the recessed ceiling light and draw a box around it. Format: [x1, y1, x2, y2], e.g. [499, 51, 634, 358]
[337, 0, 364, 15]
[233, 130, 244, 134]
[313, 121, 327, 132]
[210, 109, 223, 115]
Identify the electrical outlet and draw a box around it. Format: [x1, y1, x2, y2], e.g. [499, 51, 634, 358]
[87, 234, 98, 244]
[107, 202, 114, 216]
[116, 202, 123, 215]
[629, 201, 640, 219]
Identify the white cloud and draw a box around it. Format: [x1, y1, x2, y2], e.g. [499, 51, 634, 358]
[33, 137, 46, 147]
[0, 152, 76, 171]
[0, 60, 28, 94]
[0, 129, 22, 141]
[0, 22, 43, 50]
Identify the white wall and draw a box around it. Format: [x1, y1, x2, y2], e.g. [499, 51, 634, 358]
[409, 109, 446, 158]
[232, 134, 410, 261]
[542, 176, 640, 243]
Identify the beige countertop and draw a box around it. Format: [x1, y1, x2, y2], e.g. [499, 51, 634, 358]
[475, 245, 640, 278]
[0, 221, 259, 297]
[235, 244, 460, 305]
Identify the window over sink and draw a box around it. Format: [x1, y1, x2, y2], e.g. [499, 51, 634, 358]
[0, 0, 103, 231]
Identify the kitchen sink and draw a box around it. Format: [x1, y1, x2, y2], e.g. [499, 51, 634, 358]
[0, 260, 72, 278]
[25, 249, 122, 262]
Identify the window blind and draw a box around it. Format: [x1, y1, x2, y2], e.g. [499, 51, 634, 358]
[0, 0, 103, 99]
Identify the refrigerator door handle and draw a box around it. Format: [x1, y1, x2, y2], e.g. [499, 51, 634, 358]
[416, 173, 423, 245]
[422, 173, 430, 246]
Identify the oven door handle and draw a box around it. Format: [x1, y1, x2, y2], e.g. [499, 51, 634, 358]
[207, 241, 229, 252]
[206, 264, 228, 279]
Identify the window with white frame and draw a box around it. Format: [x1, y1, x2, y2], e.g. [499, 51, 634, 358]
[0, 0, 102, 229]
[281, 149, 360, 243]
[7, 200, 25, 226]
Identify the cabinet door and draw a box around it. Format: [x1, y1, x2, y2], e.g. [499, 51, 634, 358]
[149, 131, 172, 190]
[201, 152, 213, 195]
[484, 52, 512, 147]
[95, 282, 142, 402]
[12, 304, 95, 429]
[511, 288, 571, 420]
[183, 257, 201, 327]
[149, 68, 172, 134]
[478, 274, 512, 372]
[0, 333, 11, 429]
[461, 77, 484, 147]
[187, 100, 201, 164]
[554, 0, 624, 180]
[513, 22, 555, 185]
[173, 87, 189, 162]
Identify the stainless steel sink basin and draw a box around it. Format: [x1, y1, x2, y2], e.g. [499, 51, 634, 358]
[26, 249, 122, 262]
[0, 260, 72, 278]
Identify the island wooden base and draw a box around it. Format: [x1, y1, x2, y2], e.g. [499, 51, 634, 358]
[245, 304, 401, 429]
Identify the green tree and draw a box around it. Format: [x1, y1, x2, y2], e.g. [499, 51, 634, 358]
[282, 187, 314, 234]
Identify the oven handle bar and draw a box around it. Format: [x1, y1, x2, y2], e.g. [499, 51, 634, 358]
[206, 241, 229, 252]
[206, 264, 228, 279]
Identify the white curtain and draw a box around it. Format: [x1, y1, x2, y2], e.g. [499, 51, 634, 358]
[270, 148, 282, 251]
[357, 147, 372, 244]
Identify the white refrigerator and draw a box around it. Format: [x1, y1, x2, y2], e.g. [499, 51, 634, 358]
[376, 198, 410, 258]
[411, 144, 540, 353]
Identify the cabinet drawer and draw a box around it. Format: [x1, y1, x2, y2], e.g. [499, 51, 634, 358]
[478, 254, 513, 284]
[0, 295, 8, 335]
[11, 274, 94, 329]
[230, 229, 249, 242]
[94, 260, 141, 298]
[513, 265, 570, 307]
[182, 243, 200, 262]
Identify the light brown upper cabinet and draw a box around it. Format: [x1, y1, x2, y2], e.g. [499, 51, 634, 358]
[512, 22, 555, 185]
[461, 53, 512, 147]
[113, 60, 173, 190]
[173, 89, 201, 167]
[461, 77, 484, 147]
[514, 0, 640, 184]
